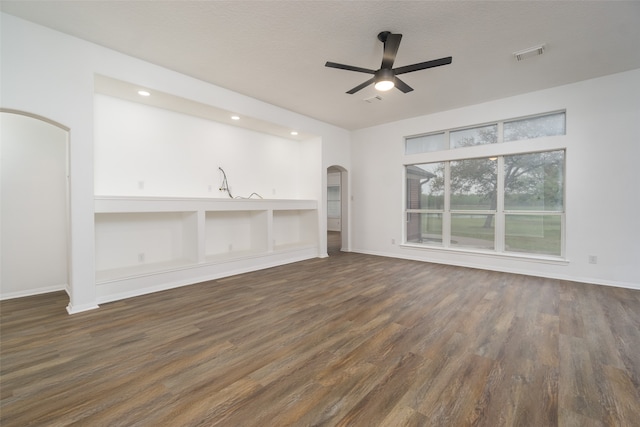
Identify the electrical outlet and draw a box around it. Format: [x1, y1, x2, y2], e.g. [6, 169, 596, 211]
[588, 255, 598, 264]
[138, 253, 145, 263]
[391, 238, 396, 245]
[208, 185, 212, 192]
[138, 180, 145, 190]
[228, 244, 233, 252]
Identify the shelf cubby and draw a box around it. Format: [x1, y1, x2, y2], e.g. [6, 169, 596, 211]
[272, 209, 319, 251]
[95, 211, 198, 282]
[204, 210, 268, 260]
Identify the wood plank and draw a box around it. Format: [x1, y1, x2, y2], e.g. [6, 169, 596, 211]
[1, 252, 639, 426]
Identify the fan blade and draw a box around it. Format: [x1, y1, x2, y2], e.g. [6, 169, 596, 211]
[393, 77, 414, 93]
[381, 33, 402, 69]
[346, 77, 375, 94]
[393, 56, 452, 75]
[325, 61, 376, 74]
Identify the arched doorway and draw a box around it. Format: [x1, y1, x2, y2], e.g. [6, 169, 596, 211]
[1, 110, 70, 300]
[327, 165, 348, 254]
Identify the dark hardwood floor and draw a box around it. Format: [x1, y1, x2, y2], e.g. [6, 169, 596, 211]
[327, 231, 341, 254]
[1, 252, 639, 426]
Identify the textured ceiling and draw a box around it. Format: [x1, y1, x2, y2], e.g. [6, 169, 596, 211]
[2, 1, 640, 130]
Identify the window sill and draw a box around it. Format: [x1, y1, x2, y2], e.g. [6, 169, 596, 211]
[399, 243, 569, 266]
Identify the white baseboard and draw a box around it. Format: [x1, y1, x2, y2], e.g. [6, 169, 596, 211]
[66, 302, 100, 314]
[0, 284, 67, 301]
[95, 249, 320, 305]
[351, 248, 640, 291]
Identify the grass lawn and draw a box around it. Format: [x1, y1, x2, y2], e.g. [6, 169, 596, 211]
[417, 214, 561, 256]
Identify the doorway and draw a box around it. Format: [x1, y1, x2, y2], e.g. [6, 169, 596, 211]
[327, 165, 348, 254]
[1, 110, 70, 299]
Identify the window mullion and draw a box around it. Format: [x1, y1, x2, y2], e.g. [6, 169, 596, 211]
[495, 156, 505, 252]
[443, 161, 451, 248]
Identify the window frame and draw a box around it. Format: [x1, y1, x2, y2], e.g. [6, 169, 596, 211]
[402, 111, 567, 262]
[405, 110, 565, 155]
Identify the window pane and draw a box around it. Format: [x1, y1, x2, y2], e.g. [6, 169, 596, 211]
[450, 158, 497, 210]
[406, 213, 442, 244]
[405, 133, 446, 154]
[327, 185, 340, 217]
[504, 151, 564, 211]
[505, 214, 562, 256]
[327, 201, 340, 218]
[450, 124, 497, 148]
[451, 214, 495, 250]
[406, 163, 444, 210]
[327, 186, 340, 201]
[504, 112, 565, 142]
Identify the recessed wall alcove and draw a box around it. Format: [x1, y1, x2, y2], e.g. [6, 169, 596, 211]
[0, 110, 70, 301]
[91, 78, 324, 303]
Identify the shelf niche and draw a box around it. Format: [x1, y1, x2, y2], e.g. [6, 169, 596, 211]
[95, 211, 198, 282]
[205, 210, 268, 261]
[273, 209, 318, 251]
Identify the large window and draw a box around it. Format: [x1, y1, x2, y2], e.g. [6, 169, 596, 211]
[406, 163, 444, 244]
[503, 151, 564, 255]
[406, 111, 565, 154]
[450, 157, 497, 250]
[405, 112, 566, 258]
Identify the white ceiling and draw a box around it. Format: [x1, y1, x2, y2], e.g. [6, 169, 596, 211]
[2, 1, 640, 130]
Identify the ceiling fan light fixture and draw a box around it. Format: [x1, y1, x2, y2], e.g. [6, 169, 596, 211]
[374, 68, 395, 91]
[325, 31, 452, 94]
[374, 80, 394, 91]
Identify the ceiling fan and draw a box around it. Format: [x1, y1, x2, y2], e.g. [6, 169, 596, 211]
[325, 31, 452, 94]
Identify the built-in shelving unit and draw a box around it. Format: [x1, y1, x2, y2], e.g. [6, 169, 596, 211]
[95, 196, 319, 303]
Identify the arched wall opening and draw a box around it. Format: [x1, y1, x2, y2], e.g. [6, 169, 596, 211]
[326, 165, 348, 254]
[1, 109, 70, 304]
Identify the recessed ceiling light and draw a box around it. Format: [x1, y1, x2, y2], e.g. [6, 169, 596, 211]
[231, 115, 240, 120]
[137, 90, 151, 97]
[290, 131, 298, 136]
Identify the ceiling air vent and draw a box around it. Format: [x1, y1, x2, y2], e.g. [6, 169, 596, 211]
[364, 95, 383, 103]
[513, 44, 545, 61]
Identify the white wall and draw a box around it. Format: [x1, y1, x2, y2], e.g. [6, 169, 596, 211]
[1, 13, 350, 311]
[351, 69, 640, 289]
[1, 112, 69, 299]
[94, 95, 311, 199]
[2, 13, 98, 313]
